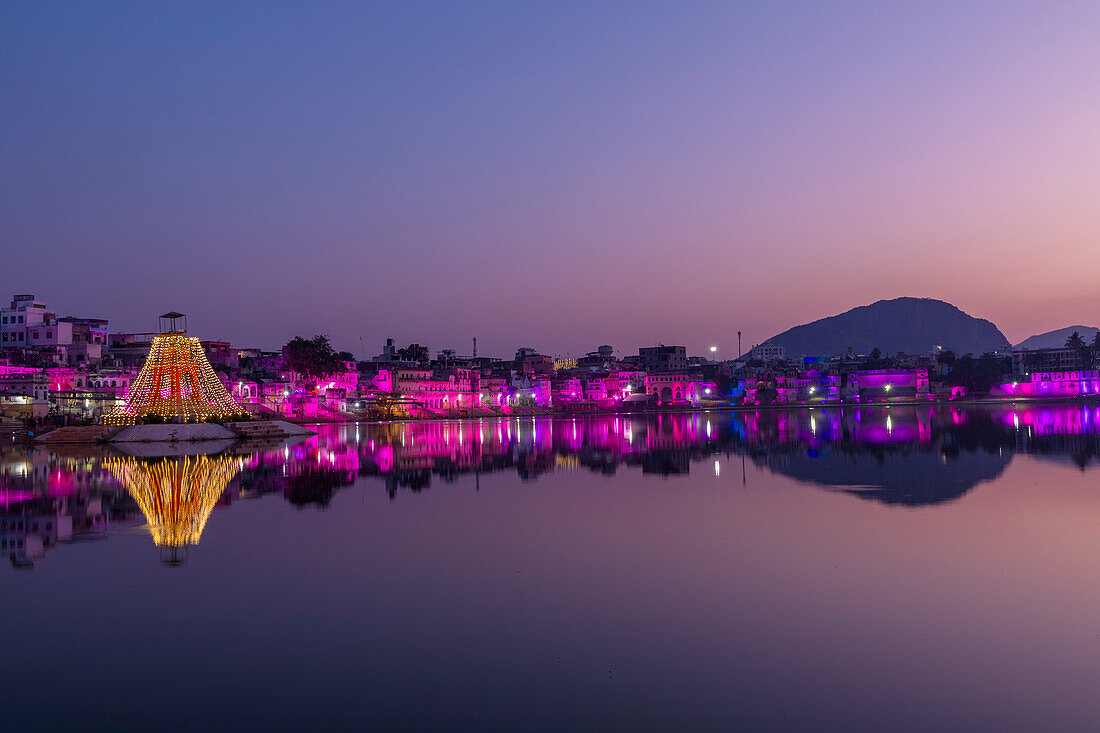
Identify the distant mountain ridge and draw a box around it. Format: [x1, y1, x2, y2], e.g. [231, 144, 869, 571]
[1014, 326, 1100, 350]
[758, 297, 1010, 358]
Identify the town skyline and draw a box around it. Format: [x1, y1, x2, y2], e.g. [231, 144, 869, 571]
[0, 287, 1091, 360]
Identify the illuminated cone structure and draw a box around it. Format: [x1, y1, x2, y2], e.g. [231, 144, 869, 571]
[105, 455, 240, 560]
[104, 332, 241, 425]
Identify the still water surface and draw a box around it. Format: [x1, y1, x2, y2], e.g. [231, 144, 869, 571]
[3, 405, 1100, 731]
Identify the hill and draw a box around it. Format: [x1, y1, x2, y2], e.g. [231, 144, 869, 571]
[1014, 326, 1100, 350]
[757, 298, 1010, 358]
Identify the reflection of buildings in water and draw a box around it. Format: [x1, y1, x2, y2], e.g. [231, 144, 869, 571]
[7, 405, 1100, 570]
[2, 446, 124, 567]
[104, 455, 240, 555]
[1004, 405, 1100, 469]
[312, 409, 1026, 499]
[330, 407, 1054, 503]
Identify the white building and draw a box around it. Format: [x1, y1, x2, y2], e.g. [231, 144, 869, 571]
[1, 295, 108, 364]
[751, 344, 787, 362]
[1, 294, 53, 346]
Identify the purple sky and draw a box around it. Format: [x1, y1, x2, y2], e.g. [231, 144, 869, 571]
[2, 1, 1098, 358]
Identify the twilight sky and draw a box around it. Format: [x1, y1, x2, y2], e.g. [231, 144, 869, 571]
[2, 1, 1098, 358]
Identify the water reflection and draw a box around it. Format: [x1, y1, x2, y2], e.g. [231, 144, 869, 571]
[104, 455, 241, 564]
[2, 403, 1099, 568]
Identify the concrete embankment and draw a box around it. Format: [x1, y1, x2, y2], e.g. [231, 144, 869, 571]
[109, 423, 239, 443]
[35, 420, 317, 444]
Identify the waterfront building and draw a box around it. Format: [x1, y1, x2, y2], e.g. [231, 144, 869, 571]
[106, 332, 157, 365]
[991, 370, 1100, 399]
[0, 372, 49, 419]
[573, 345, 617, 372]
[1, 295, 108, 365]
[248, 350, 285, 373]
[510, 375, 551, 406]
[200, 340, 237, 368]
[848, 369, 932, 402]
[260, 379, 294, 415]
[551, 376, 584, 402]
[639, 345, 687, 372]
[86, 368, 136, 396]
[750, 344, 787, 362]
[740, 368, 929, 404]
[362, 365, 510, 416]
[515, 348, 554, 377]
[740, 372, 809, 405]
[643, 373, 717, 405]
[1012, 346, 1085, 375]
[371, 338, 425, 367]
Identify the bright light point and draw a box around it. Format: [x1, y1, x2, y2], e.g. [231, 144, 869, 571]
[714, 460, 720, 477]
[709, 346, 717, 352]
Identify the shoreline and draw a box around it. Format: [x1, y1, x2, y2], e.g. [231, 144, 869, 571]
[282, 394, 1100, 427]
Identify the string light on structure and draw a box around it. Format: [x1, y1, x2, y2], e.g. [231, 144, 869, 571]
[102, 312, 241, 425]
[104, 454, 240, 551]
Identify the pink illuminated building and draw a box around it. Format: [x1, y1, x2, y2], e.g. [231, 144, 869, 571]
[644, 373, 717, 405]
[991, 370, 1100, 400]
[741, 368, 930, 405]
[358, 366, 512, 415]
[849, 369, 932, 402]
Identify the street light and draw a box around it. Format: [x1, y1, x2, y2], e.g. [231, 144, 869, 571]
[709, 345, 717, 353]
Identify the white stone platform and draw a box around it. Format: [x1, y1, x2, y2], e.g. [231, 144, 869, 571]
[109, 423, 239, 443]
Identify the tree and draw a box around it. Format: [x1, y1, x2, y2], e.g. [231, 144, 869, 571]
[862, 347, 883, 369]
[283, 335, 341, 380]
[1066, 331, 1092, 370]
[944, 352, 1010, 394]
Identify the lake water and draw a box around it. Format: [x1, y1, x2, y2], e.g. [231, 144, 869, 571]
[3, 404, 1100, 731]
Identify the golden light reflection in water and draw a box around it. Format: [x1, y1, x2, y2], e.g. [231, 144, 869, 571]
[104, 455, 240, 549]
